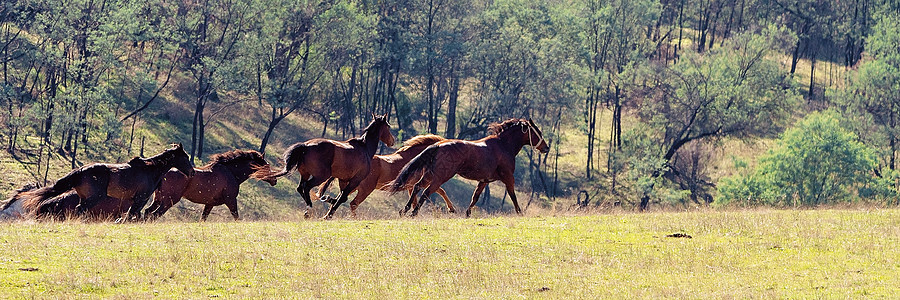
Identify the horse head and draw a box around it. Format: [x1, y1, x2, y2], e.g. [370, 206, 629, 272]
[368, 113, 395, 147]
[168, 143, 196, 177]
[525, 119, 550, 154]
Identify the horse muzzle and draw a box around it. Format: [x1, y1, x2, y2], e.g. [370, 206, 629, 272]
[537, 143, 550, 154]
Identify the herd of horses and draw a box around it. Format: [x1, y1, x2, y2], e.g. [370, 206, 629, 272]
[0, 115, 549, 222]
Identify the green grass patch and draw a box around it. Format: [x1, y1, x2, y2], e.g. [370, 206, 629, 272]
[1, 209, 898, 298]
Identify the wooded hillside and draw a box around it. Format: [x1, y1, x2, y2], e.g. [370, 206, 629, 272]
[1, 0, 898, 214]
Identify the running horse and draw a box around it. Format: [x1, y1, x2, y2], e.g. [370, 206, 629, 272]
[17, 143, 194, 222]
[269, 114, 395, 219]
[316, 134, 455, 217]
[143, 149, 277, 221]
[1, 183, 129, 221]
[389, 118, 549, 217]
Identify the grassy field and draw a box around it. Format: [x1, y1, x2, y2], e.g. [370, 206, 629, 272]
[1, 209, 898, 298]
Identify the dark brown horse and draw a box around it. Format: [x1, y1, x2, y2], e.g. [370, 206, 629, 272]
[269, 114, 395, 219]
[389, 118, 549, 217]
[18, 143, 194, 222]
[1, 183, 129, 221]
[144, 150, 277, 221]
[316, 134, 455, 217]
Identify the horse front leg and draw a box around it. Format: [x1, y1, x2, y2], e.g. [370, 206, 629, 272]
[500, 176, 522, 215]
[123, 190, 155, 222]
[436, 188, 455, 213]
[201, 205, 213, 221]
[225, 197, 240, 221]
[466, 182, 488, 218]
[348, 187, 375, 218]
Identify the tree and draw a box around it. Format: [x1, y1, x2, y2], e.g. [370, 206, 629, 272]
[176, 0, 256, 161]
[577, 0, 659, 180]
[837, 11, 900, 171]
[717, 111, 893, 206]
[631, 28, 801, 210]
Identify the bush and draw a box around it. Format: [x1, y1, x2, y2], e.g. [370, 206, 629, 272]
[716, 111, 894, 206]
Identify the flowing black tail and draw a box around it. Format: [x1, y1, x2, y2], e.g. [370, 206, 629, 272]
[20, 170, 83, 212]
[270, 143, 307, 178]
[388, 145, 440, 193]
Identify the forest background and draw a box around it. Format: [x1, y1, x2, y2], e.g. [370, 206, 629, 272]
[1, 0, 898, 219]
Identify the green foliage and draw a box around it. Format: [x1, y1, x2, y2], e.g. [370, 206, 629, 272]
[643, 27, 800, 147]
[834, 11, 900, 169]
[717, 111, 893, 206]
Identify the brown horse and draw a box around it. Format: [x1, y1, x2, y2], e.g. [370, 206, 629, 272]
[1, 183, 129, 221]
[269, 114, 395, 219]
[144, 150, 277, 221]
[18, 143, 194, 222]
[316, 134, 455, 217]
[389, 118, 549, 217]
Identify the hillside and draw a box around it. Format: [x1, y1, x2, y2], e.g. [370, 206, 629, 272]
[3, 0, 898, 218]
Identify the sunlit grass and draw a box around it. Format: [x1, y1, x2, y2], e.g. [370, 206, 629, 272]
[2, 209, 898, 298]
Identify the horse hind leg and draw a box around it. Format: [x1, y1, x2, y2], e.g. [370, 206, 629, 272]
[323, 179, 361, 220]
[75, 175, 110, 215]
[401, 172, 433, 216]
[300, 176, 329, 219]
[466, 182, 489, 218]
[410, 184, 443, 217]
[400, 185, 421, 216]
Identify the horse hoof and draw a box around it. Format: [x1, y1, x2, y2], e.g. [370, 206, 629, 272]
[303, 211, 311, 219]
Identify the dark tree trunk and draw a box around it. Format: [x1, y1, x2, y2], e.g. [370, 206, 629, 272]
[446, 66, 459, 138]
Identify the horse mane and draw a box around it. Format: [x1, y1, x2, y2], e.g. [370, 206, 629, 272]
[199, 150, 261, 169]
[127, 157, 146, 166]
[488, 118, 529, 136]
[394, 134, 445, 154]
[143, 148, 175, 166]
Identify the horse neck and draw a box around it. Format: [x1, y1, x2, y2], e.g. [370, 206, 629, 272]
[144, 157, 179, 177]
[497, 129, 528, 156]
[221, 162, 254, 183]
[361, 127, 382, 157]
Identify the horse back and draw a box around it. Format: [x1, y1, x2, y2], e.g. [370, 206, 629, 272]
[180, 165, 234, 204]
[438, 139, 503, 181]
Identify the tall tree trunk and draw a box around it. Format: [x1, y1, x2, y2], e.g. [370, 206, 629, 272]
[445, 65, 459, 138]
[259, 104, 285, 154]
[674, 0, 685, 61]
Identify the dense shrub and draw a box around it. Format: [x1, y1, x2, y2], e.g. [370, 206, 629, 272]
[717, 111, 896, 206]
